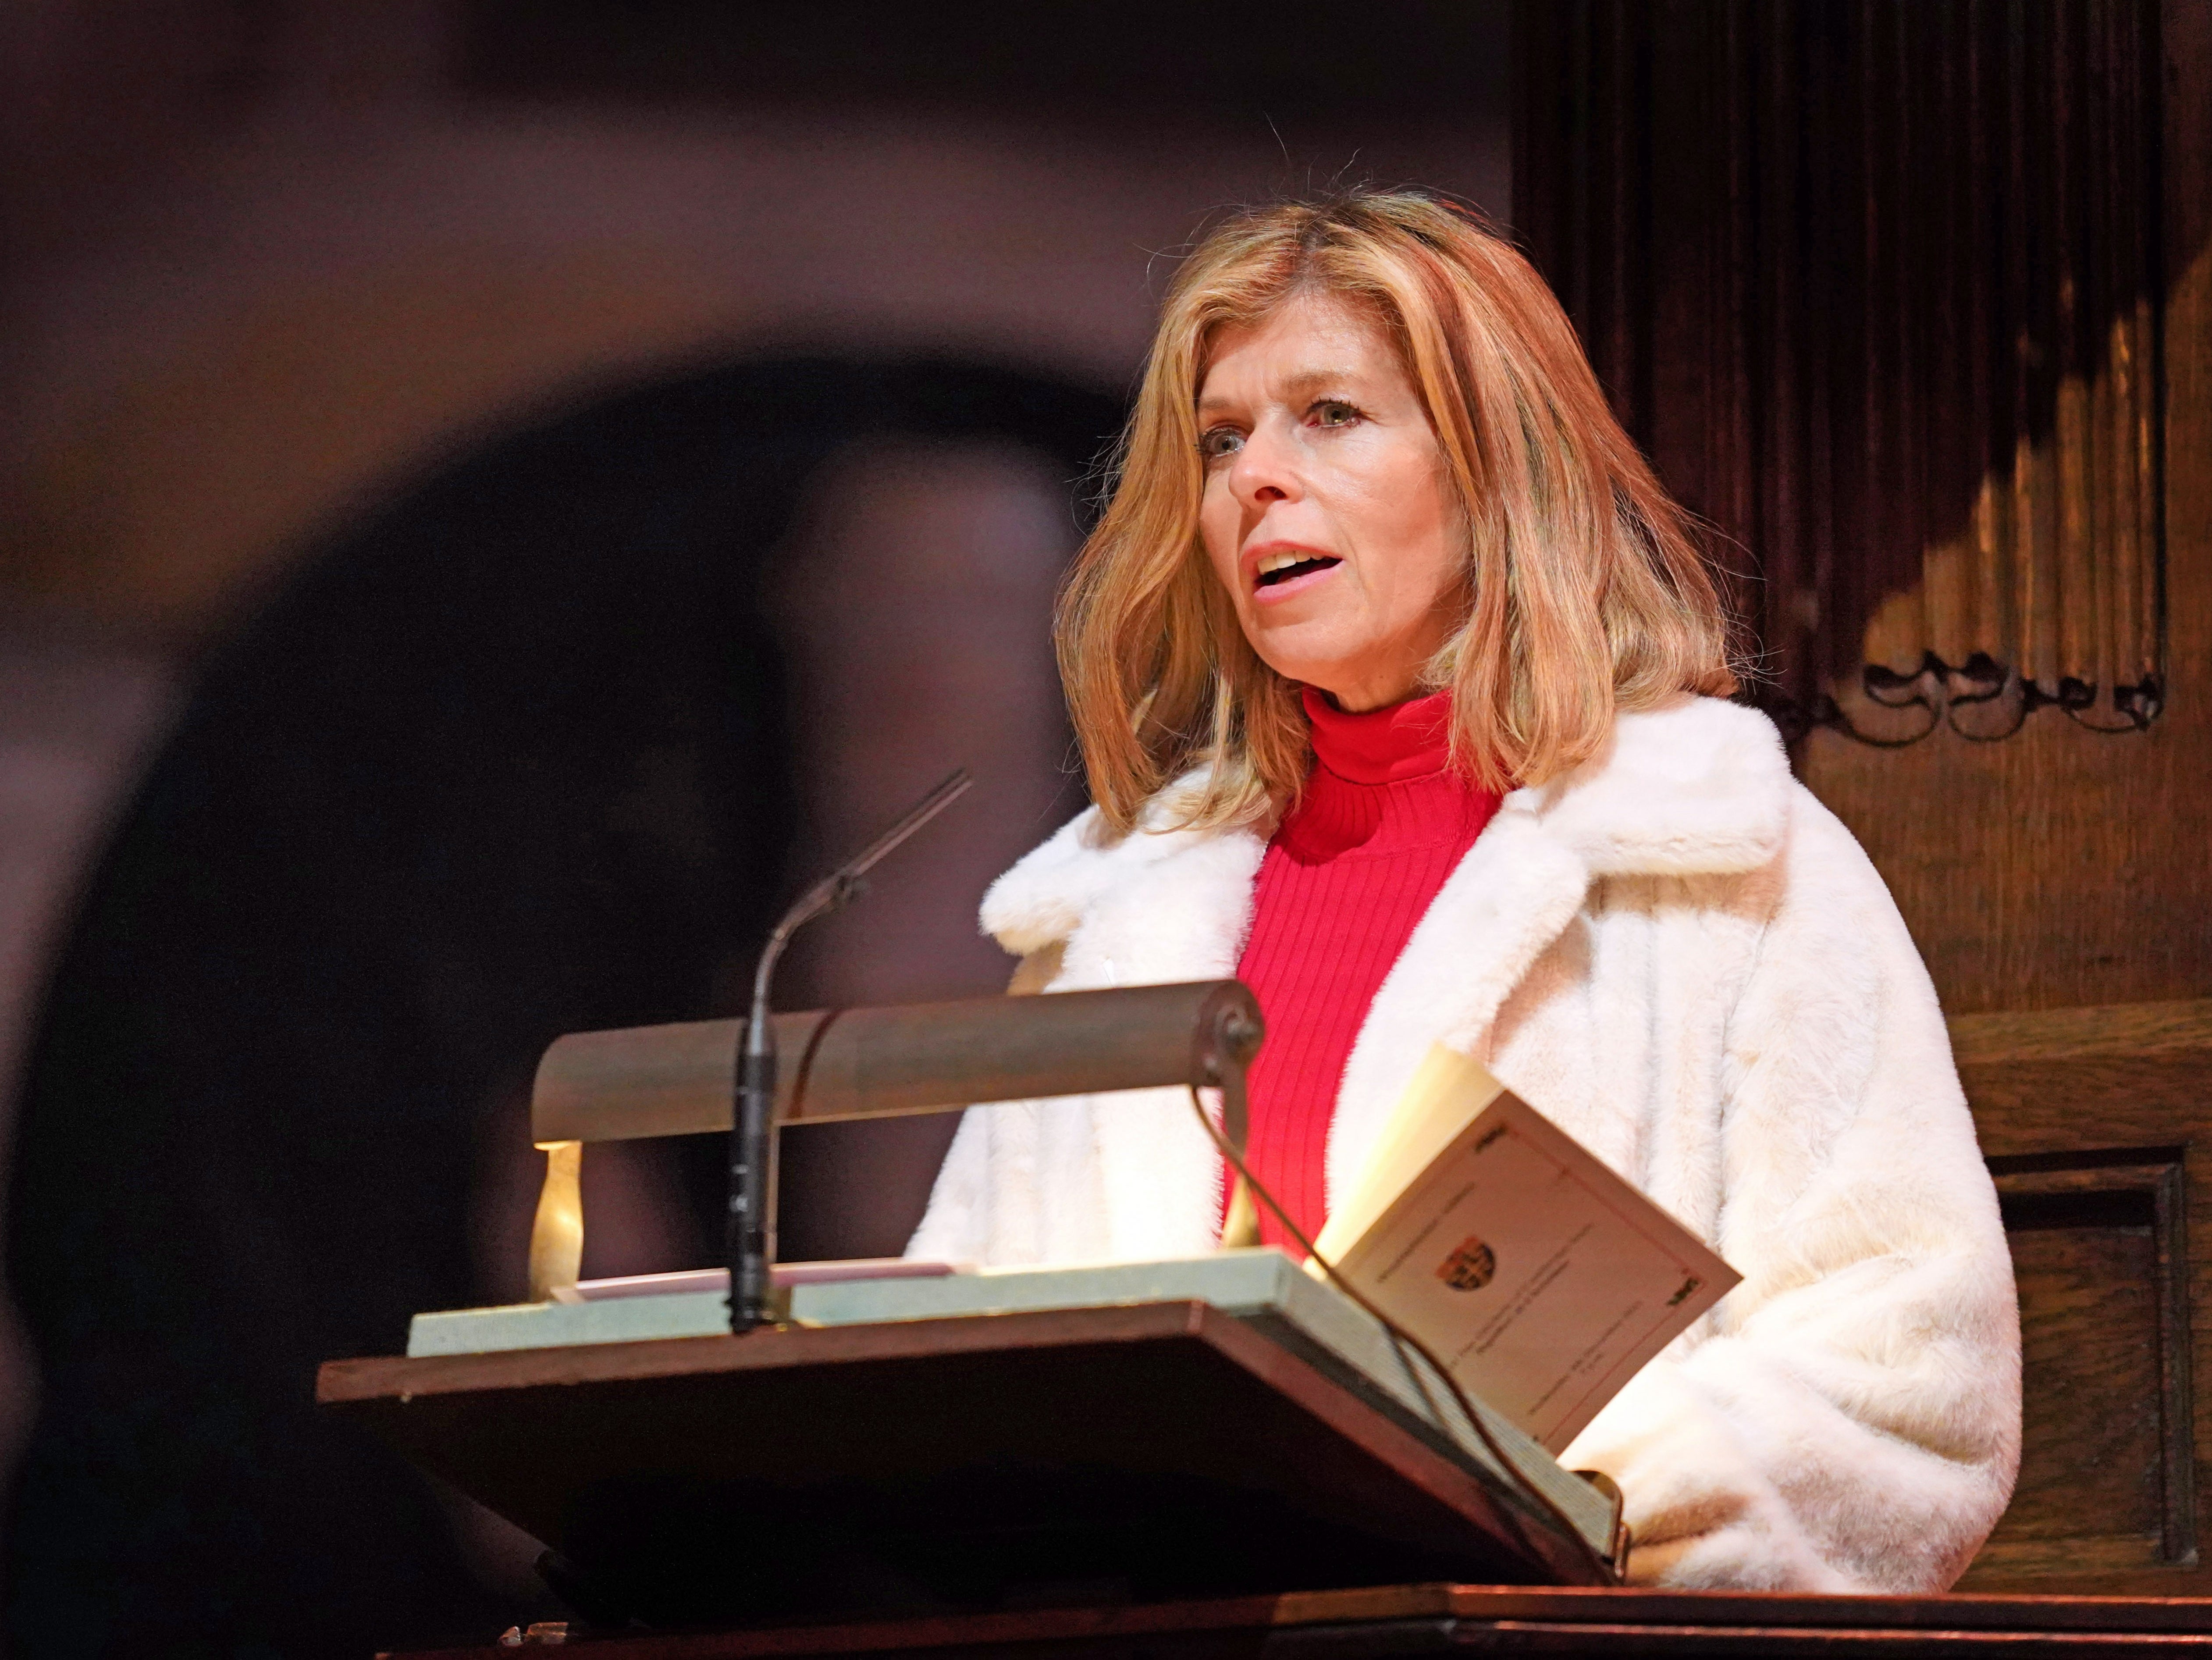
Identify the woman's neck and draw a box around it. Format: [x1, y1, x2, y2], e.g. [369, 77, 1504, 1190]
[1300, 684, 1453, 786]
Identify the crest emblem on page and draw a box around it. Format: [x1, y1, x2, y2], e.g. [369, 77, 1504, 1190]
[1435, 1236, 1497, 1292]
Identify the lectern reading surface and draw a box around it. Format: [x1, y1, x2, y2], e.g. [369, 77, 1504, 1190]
[324, 983, 1618, 1628]
[322, 1295, 1607, 1628]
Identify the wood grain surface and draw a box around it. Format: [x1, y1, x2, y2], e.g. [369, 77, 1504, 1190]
[322, 1301, 1611, 1627]
[1514, 0, 2212, 1601]
[1951, 996, 2212, 1594]
[1514, 0, 2212, 1019]
[1951, 1001, 2212, 1067]
[380, 1579, 2212, 1658]
[1796, 0, 2212, 1020]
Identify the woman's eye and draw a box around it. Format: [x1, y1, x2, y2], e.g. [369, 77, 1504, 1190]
[1311, 400, 1361, 429]
[1197, 427, 1246, 460]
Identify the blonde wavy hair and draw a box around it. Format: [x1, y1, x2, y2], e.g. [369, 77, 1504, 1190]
[1060, 190, 1738, 836]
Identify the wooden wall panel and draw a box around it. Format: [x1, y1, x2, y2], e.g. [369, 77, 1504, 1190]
[1810, 0, 2210, 1017]
[1516, 0, 2212, 1596]
[1512, 0, 2211, 1015]
[1517, 0, 2164, 742]
[1977, 1160, 2191, 1575]
[1953, 1002, 2212, 1594]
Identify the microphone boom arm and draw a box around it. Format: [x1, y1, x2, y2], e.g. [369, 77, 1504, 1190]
[730, 767, 973, 1332]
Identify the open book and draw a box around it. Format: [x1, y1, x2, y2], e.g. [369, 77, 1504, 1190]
[412, 1042, 1733, 1468]
[1303, 1043, 1739, 1454]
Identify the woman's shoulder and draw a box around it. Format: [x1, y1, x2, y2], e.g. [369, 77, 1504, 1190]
[1600, 702, 1921, 964]
[977, 808, 1115, 956]
[1517, 695, 1794, 880]
[977, 769, 1264, 956]
[1543, 696, 1900, 913]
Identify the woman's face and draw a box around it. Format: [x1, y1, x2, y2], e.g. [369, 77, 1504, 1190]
[1196, 291, 1463, 712]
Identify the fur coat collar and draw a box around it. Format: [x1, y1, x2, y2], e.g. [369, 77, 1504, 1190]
[975, 695, 1790, 1250]
[913, 693, 2020, 1593]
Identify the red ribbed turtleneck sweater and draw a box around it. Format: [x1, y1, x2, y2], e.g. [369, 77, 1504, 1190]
[1230, 686, 1501, 1253]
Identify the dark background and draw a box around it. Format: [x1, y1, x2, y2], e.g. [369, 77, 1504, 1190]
[2, 1, 2205, 1654]
[0, 4, 1508, 1654]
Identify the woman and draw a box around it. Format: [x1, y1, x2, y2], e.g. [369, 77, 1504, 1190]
[909, 192, 2020, 1593]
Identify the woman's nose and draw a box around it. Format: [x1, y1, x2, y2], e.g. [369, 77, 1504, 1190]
[1228, 420, 1302, 507]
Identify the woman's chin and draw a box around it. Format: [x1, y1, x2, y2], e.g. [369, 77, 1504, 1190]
[1251, 641, 1405, 704]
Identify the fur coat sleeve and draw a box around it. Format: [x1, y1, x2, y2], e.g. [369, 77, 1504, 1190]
[1549, 793, 2021, 1591]
[907, 697, 2020, 1593]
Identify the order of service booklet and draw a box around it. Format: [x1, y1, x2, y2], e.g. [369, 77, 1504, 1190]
[1304, 1043, 1740, 1455]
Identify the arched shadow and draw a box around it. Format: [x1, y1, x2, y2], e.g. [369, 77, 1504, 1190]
[1512, 0, 2193, 745]
[1, 356, 1120, 1657]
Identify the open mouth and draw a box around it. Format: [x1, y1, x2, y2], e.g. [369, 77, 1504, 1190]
[1253, 551, 1342, 589]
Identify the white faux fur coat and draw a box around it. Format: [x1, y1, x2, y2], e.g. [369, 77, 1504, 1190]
[908, 695, 2021, 1593]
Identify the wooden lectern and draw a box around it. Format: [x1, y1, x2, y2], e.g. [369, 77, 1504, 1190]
[323, 989, 2212, 1655]
[324, 1302, 1595, 1626]
[324, 983, 1619, 1637]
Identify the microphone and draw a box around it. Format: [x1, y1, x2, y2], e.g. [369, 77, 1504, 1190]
[729, 767, 974, 1332]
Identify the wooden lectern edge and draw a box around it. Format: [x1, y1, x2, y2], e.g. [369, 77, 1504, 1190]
[382, 1579, 2212, 1660]
[334, 1310, 2212, 1646]
[319, 1298, 1603, 1587]
[318, 1300, 1227, 1400]
[387, 1585, 1465, 1660]
[1433, 1583, 2212, 1632]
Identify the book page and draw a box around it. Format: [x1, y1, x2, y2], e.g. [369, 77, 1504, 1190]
[1310, 1043, 1505, 1263]
[1321, 1046, 1739, 1453]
